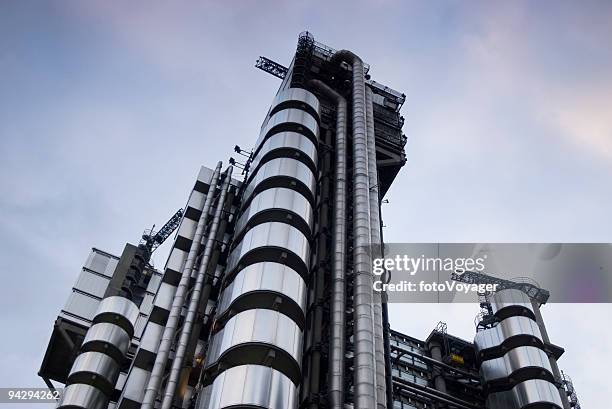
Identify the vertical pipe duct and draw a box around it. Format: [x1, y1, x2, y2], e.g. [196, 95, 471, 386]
[161, 166, 234, 409]
[331, 50, 376, 409]
[141, 162, 223, 409]
[379, 208, 395, 409]
[381, 298, 394, 408]
[307, 127, 331, 408]
[366, 86, 387, 409]
[531, 299, 572, 409]
[427, 339, 448, 394]
[308, 79, 347, 409]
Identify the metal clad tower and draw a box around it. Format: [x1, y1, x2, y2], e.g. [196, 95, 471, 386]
[39, 33, 580, 409]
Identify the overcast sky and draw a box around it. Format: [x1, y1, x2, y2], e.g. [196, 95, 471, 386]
[1, 2, 611, 408]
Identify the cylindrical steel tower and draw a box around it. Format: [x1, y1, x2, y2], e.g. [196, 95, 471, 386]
[197, 88, 321, 409]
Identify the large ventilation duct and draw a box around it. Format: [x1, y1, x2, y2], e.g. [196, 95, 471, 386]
[427, 339, 448, 394]
[309, 79, 347, 409]
[331, 50, 377, 409]
[141, 161, 223, 409]
[161, 166, 234, 409]
[366, 85, 387, 409]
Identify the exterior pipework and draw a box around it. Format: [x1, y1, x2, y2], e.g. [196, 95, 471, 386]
[530, 298, 572, 409]
[392, 376, 480, 409]
[141, 161, 223, 409]
[366, 85, 387, 409]
[427, 339, 448, 394]
[161, 166, 234, 409]
[304, 126, 330, 406]
[331, 50, 377, 409]
[308, 79, 347, 409]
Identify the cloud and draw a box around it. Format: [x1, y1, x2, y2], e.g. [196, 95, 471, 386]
[1, 2, 611, 408]
[455, 1, 612, 162]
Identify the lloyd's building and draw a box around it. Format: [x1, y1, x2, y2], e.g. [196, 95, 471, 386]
[39, 33, 579, 409]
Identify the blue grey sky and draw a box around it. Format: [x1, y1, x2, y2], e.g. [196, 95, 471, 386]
[1, 1, 611, 408]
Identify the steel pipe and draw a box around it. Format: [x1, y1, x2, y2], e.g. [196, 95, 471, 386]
[331, 50, 377, 409]
[366, 85, 387, 409]
[427, 339, 448, 394]
[141, 161, 222, 409]
[392, 376, 480, 409]
[161, 166, 234, 409]
[308, 79, 347, 409]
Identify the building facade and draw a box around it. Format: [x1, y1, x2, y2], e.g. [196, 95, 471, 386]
[40, 33, 579, 409]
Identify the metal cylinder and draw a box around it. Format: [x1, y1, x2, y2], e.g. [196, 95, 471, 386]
[141, 162, 223, 409]
[530, 299, 571, 409]
[332, 50, 377, 409]
[57, 297, 139, 409]
[428, 340, 448, 394]
[475, 292, 567, 409]
[161, 166, 234, 409]
[366, 85, 387, 409]
[308, 79, 347, 409]
[201, 88, 319, 409]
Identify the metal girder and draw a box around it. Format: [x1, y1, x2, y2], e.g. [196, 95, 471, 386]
[255, 56, 288, 79]
[451, 271, 550, 305]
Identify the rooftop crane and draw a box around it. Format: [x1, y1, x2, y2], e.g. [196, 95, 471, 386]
[141, 208, 184, 254]
[451, 270, 550, 305]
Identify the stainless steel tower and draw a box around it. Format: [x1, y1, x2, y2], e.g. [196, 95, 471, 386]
[39, 33, 580, 409]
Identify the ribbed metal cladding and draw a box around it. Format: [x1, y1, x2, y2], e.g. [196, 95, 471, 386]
[490, 288, 536, 320]
[474, 315, 543, 357]
[233, 187, 314, 242]
[59, 384, 107, 409]
[249, 131, 318, 177]
[475, 289, 563, 409]
[226, 221, 311, 278]
[255, 88, 320, 150]
[198, 365, 298, 409]
[268, 87, 321, 119]
[480, 345, 553, 384]
[215, 262, 307, 328]
[242, 157, 317, 208]
[204, 309, 303, 384]
[260, 108, 318, 141]
[58, 296, 139, 409]
[486, 379, 564, 409]
[201, 88, 319, 409]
